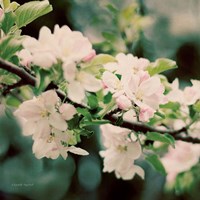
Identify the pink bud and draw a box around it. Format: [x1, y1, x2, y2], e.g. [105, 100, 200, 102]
[116, 95, 132, 110]
[82, 50, 96, 62]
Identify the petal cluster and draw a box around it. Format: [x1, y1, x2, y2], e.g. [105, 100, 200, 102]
[100, 124, 144, 180]
[18, 25, 102, 104]
[167, 79, 200, 105]
[161, 141, 200, 184]
[102, 53, 167, 122]
[14, 90, 88, 159]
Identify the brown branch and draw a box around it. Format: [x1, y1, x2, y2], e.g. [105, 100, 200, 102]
[174, 135, 200, 143]
[104, 113, 187, 135]
[0, 58, 35, 86]
[0, 58, 199, 144]
[2, 80, 26, 95]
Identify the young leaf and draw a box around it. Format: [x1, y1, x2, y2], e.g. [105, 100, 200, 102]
[15, 0, 52, 28]
[77, 108, 92, 121]
[160, 101, 180, 110]
[34, 69, 51, 95]
[0, 68, 19, 84]
[103, 91, 112, 104]
[0, 36, 22, 60]
[67, 114, 80, 130]
[146, 132, 175, 147]
[1, 11, 16, 34]
[89, 54, 115, 66]
[147, 58, 177, 76]
[193, 100, 200, 113]
[87, 93, 99, 109]
[145, 154, 166, 175]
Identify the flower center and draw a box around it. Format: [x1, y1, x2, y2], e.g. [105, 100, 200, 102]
[40, 110, 49, 118]
[117, 145, 127, 153]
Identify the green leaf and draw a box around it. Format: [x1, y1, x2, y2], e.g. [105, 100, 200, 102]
[90, 54, 115, 66]
[15, 0, 52, 28]
[193, 100, 200, 113]
[0, 36, 22, 60]
[146, 154, 166, 175]
[147, 58, 177, 76]
[160, 101, 180, 110]
[82, 119, 110, 126]
[189, 105, 196, 118]
[1, 11, 16, 34]
[34, 69, 51, 95]
[67, 114, 80, 130]
[6, 95, 21, 107]
[103, 92, 112, 104]
[106, 4, 118, 15]
[77, 108, 92, 121]
[6, 2, 19, 11]
[0, 68, 19, 84]
[87, 93, 99, 109]
[2, 0, 10, 9]
[83, 54, 115, 76]
[79, 129, 94, 138]
[146, 132, 175, 147]
[102, 31, 117, 42]
[155, 111, 165, 119]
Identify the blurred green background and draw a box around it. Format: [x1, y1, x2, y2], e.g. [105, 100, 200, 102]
[0, 0, 200, 199]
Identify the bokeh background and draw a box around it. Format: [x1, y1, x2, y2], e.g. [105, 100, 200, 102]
[0, 0, 200, 199]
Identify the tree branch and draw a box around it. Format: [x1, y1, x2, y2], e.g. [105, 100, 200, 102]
[0, 58, 199, 144]
[104, 113, 187, 135]
[2, 80, 26, 95]
[0, 58, 35, 86]
[174, 135, 200, 143]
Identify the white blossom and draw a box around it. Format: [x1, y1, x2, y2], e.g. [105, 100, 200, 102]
[100, 124, 144, 180]
[161, 141, 200, 184]
[14, 90, 88, 159]
[167, 79, 200, 105]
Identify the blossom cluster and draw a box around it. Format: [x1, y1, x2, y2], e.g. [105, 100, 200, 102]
[100, 124, 144, 180]
[14, 90, 88, 159]
[102, 53, 167, 122]
[12, 24, 200, 183]
[18, 25, 102, 104]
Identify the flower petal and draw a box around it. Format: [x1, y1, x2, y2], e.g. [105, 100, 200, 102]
[67, 81, 85, 103]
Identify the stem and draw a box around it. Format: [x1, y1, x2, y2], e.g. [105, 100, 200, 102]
[104, 113, 187, 135]
[0, 58, 200, 144]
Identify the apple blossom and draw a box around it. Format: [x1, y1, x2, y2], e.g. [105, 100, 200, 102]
[14, 90, 88, 159]
[103, 53, 150, 76]
[100, 124, 144, 180]
[167, 79, 200, 105]
[18, 24, 96, 69]
[64, 63, 102, 103]
[21, 26, 58, 68]
[161, 141, 200, 184]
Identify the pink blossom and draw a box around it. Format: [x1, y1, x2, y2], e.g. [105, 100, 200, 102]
[14, 90, 88, 159]
[100, 124, 144, 180]
[161, 141, 200, 184]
